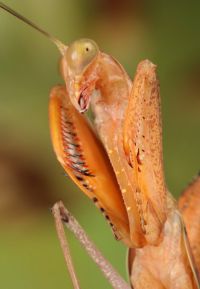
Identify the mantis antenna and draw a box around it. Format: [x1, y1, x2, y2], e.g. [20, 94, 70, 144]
[0, 2, 67, 55]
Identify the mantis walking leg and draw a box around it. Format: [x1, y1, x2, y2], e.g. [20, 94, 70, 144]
[52, 201, 131, 289]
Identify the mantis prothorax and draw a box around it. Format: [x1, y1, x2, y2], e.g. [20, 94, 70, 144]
[1, 2, 200, 289]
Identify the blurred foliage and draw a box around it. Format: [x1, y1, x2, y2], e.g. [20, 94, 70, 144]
[0, 0, 200, 288]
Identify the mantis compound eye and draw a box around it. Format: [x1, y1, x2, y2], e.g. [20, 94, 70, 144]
[65, 38, 99, 75]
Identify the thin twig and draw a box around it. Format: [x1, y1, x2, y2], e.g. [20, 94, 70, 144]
[52, 202, 81, 289]
[52, 201, 131, 289]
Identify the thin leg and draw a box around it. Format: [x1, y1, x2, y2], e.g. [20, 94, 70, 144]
[179, 175, 200, 274]
[52, 202, 81, 289]
[52, 201, 131, 289]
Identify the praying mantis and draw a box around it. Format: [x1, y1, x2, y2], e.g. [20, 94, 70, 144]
[1, 3, 200, 289]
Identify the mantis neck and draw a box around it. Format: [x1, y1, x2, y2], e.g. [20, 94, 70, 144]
[92, 53, 132, 122]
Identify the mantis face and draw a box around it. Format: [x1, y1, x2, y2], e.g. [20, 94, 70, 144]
[61, 39, 100, 113]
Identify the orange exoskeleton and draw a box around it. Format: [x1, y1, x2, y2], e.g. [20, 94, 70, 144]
[1, 3, 200, 289]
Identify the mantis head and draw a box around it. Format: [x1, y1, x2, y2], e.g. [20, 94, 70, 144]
[61, 38, 100, 113]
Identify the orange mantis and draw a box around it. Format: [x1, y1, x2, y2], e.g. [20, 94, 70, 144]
[1, 3, 200, 289]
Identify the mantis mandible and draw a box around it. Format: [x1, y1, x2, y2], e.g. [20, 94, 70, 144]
[1, 3, 200, 289]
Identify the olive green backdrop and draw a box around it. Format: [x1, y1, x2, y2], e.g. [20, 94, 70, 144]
[0, 1, 200, 288]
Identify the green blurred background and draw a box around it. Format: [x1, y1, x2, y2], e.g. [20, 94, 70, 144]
[0, 1, 200, 288]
